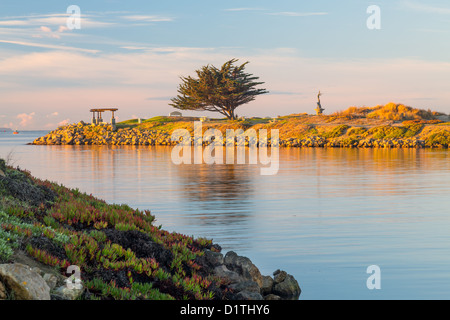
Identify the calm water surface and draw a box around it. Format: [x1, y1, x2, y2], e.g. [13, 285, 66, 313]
[1, 131, 450, 299]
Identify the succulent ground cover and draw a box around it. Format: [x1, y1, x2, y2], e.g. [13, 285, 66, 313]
[0, 159, 228, 300]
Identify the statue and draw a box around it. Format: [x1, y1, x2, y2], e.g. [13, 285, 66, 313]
[315, 91, 325, 115]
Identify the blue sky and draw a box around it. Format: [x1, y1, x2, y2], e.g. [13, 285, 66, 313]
[0, 0, 449, 129]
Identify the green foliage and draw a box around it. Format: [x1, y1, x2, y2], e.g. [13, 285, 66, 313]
[321, 125, 350, 138]
[0, 164, 227, 300]
[367, 124, 424, 139]
[170, 59, 268, 120]
[368, 126, 404, 139]
[403, 123, 424, 138]
[0, 222, 18, 262]
[426, 131, 450, 147]
[0, 158, 5, 173]
[85, 277, 175, 300]
[347, 127, 368, 137]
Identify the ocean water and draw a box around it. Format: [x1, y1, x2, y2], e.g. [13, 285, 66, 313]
[1, 130, 450, 299]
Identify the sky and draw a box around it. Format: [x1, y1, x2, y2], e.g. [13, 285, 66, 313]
[0, 0, 449, 130]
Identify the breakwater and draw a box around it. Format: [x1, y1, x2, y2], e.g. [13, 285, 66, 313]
[31, 122, 450, 148]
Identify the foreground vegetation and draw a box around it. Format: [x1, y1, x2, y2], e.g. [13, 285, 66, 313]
[0, 158, 229, 300]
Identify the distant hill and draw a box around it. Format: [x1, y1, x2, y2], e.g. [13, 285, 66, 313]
[0, 128, 12, 132]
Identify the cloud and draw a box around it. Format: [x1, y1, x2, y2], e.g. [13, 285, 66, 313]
[17, 112, 35, 127]
[267, 12, 328, 17]
[58, 25, 69, 33]
[58, 119, 70, 126]
[40, 26, 52, 33]
[224, 8, 266, 12]
[402, 0, 450, 14]
[121, 46, 151, 51]
[0, 13, 115, 28]
[0, 40, 100, 54]
[121, 15, 173, 22]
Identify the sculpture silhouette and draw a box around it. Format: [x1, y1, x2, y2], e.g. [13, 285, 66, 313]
[315, 91, 325, 115]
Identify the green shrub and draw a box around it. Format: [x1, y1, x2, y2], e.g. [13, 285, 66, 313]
[403, 123, 424, 138]
[425, 131, 450, 147]
[0, 159, 5, 173]
[347, 127, 367, 137]
[322, 125, 349, 138]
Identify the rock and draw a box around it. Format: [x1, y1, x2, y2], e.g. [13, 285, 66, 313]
[229, 280, 260, 294]
[31, 267, 43, 276]
[273, 269, 287, 284]
[213, 265, 241, 284]
[272, 272, 301, 299]
[43, 273, 59, 290]
[224, 251, 263, 287]
[260, 275, 274, 295]
[264, 294, 281, 300]
[0, 169, 5, 177]
[52, 284, 84, 300]
[0, 280, 7, 299]
[0, 263, 51, 300]
[197, 249, 224, 270]
[235, 291, 264, 300]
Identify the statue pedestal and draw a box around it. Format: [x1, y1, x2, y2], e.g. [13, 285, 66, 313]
[315, 103, 324, 115]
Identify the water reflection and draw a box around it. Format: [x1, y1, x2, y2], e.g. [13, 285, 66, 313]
[174, 162, 254, 226]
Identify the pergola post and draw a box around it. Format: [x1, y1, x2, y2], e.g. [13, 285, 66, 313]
[111, 110, 116, 131]
[90, 108, 118, 130]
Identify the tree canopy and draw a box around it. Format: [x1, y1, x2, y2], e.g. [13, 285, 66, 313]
[170, 59, 268, 120]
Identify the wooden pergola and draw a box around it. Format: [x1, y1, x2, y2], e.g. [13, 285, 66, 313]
[90, 108, 118, 125]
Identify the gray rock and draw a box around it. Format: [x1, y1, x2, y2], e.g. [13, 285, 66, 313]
[264, 294, 281, 300]
[213, 265, 241, 284]
[260, 275, 274, 295]
[229, 280, 260, 294]
[43, 274, 59, 290]
[0, 281, 7, 299]
[273, 269, 287, 284]
[202, 249, 224, 268]
[0, 263, 51, 300]
[52, 283, 84, 300]
[224, 251, 263, 287]
[235, 291, 264, 300]
[272, 273, 301, 299]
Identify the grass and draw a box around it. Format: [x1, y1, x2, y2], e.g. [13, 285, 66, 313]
[334, 102, 443, 121]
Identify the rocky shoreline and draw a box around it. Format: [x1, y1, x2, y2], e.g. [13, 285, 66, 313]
[0, 250, 300, 301]
[31, 121, 449, 149]
[0, 159, 300, 301]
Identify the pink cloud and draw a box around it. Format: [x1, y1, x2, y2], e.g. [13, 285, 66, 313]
[58, 119, 70, 126]
[40, 26, 52, 32]
[16, 112, 35, 127]
[57, 25, 69, 33]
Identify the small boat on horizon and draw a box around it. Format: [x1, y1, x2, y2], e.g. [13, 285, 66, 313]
[13, 130, 19, 134]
